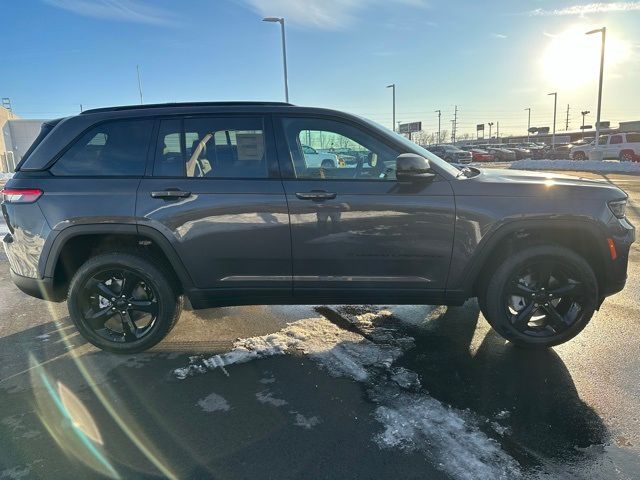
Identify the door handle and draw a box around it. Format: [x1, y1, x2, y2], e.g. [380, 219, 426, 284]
[295, 191, 337, 201]
[151, 190, 192, 199]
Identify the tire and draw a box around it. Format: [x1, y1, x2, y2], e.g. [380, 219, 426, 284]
[68, 252, 183, 353]
[619, 151, 634, 162]
[482, 245, 597, 348]
[321, 159, 336, 169]
[573, 151, 587, 161]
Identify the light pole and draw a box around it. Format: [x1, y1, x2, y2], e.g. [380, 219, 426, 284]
[387, 84, 396, 131]
[586, 27, 606, 148]
[548, 92, 557, 148]
[488, 122, 494, 139]
[136, 65, 144, 104]
[525, 107, 531, 142]
[581, 110, 590, 139]
[263, 17, 289, 102]
[435, 109, 441, 144]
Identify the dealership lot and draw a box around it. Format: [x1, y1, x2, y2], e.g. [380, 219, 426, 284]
[1, 171, 639, 479]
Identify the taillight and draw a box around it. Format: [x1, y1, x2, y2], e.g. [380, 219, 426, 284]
[1, 188, 43, 204]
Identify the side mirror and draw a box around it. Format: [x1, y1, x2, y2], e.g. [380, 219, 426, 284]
[396, 153, 436, 182]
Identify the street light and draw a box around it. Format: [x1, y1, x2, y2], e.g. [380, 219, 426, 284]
[435, 110, 441, 144]
[548, 92, 557, 149]
[488, 122, 494, 139]
[387, 84, 396, 132]
[263, 17, 289, 102]
[524, 107, 531, 142]
[581, 110, 591, 139]
[586, 27, 606, 148]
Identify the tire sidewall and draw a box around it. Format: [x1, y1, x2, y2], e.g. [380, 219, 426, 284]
[483, 246, 598, 348]
[68, 252, 178, 353]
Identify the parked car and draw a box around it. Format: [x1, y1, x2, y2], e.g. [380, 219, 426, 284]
[2, 101, 634, 353]
[503, 146, 531, 160]
[484, 145, 517, 161]
[518, 143, 546, 159]
[302, 145, 342, 168]
[426, 145, 472, 164]
[571, 133, 640, 161]
[460, 146, 495, 162]
[546, 144, 573, 160]
[330, 148, 361, 166]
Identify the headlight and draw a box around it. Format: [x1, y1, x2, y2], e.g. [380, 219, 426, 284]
[608, 199, 627, 219]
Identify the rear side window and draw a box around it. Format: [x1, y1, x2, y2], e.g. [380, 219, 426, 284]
[51, 119, 153, 176]
[154, 116, 268, 179]
[609, 135, 623, 145]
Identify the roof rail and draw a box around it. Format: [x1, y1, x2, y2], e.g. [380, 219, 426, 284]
[81, 101, 293, 114]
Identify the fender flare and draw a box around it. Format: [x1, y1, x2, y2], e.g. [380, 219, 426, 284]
[41, 223, 194, 290]
[451, 218, 610, 294]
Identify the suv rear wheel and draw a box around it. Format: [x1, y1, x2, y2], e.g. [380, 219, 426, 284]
[619, 151, 635, 162]
[482, 245, 597, 348]
[67, 252, 182, 353]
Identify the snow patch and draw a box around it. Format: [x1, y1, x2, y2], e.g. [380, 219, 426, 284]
[255, 390, 288, 407]
[373, 389, 520, 480]
[0, 172, 14, 181]
[511, 159, 640, 173]
[292, 412, 321, 429]
[173, 307, 520, 478]
[197, 393, 230, 413]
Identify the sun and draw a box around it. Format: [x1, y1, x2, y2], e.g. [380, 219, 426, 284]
[540, 25, 631, 89]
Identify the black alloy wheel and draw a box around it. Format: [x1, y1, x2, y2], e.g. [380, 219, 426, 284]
[504, 261, 586, 338]
[483, 245, 597, 348]
[68, 252, 182, 353]
[79, 268, 158, 343]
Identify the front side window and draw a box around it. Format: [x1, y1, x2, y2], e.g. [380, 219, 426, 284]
[154, 117, 268, 179]
[282, 117, 399, 181]
[51, 119, 153, 176]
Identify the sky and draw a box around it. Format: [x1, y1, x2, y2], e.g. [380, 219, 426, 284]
[3, 0, 640, 138]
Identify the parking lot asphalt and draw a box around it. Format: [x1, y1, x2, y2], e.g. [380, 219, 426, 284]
[1, 171, 640, 479]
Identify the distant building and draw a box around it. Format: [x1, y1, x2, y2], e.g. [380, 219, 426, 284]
[0, 106, 47, 172]
[619, 120, 640, 133]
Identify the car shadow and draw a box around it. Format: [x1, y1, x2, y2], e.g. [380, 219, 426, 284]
[391, 301, 608, 462]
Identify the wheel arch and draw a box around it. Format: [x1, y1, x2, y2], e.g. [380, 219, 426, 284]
[453, 218, 610, 299]
[42, 224, 194, 295]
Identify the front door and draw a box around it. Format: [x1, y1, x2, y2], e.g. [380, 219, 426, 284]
[136, 115, 292, 299]
[275, 115, 455, 300]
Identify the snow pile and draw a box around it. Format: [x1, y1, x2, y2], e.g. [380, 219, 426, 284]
[510, 159, 640, 173]
[173, 307, 520, 479]
[0, 172, 13, 181]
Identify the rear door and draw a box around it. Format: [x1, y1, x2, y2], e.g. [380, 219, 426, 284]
[274, 115, 455, 300]
[606, 134, 623, 158]
[136, 114, 292, 298]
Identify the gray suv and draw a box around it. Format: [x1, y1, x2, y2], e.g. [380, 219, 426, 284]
[2, 102, 634, 353]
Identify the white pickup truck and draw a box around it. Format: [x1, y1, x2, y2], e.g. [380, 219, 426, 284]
[301, 145, 342, 168]
[571, 133, 640, 161]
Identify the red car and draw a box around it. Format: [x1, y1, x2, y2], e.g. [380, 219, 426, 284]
[470, 148, 495, 162]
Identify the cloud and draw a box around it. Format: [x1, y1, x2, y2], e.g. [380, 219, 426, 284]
[491, 33, 507, 39]
[527, 2, 640, 16]
[42, 0, 178, 26]
[241, 0, 429, 29]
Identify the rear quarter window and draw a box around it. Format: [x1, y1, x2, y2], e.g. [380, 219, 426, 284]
[50, 119, 153, 176]
[626, 134, 640, 143]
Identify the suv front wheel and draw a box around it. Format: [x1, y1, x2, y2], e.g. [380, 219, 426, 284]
[482, 245, 597, 348]
[68, 252, 183, 353]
